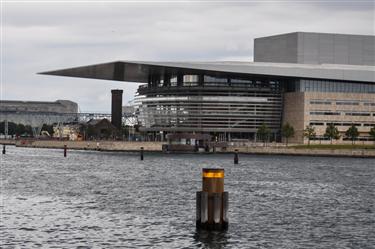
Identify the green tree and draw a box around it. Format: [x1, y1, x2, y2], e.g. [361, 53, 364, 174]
[324, 123, 340, 144]
[281, 122, 295, 146]
[134, 124, 140, 132]
[369, 125, 375, 144]
[85, 125, 96, 139]
[25, 125, 33, 136]
[15, 124, 26, 136]
[303, 125, 316, 146]
[102, 128, 112, 139]
[345, 125, 359, 145]
[7, 122, 17, 136]
[121, 124, 129, 137]
[0, 122, 16, 136]
[257, 123, 271, 146]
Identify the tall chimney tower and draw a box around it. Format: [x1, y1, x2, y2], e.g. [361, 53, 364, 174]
[111, 89, 123, 129]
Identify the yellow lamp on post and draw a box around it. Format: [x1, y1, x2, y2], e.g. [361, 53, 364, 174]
[202, 168, 224, 193]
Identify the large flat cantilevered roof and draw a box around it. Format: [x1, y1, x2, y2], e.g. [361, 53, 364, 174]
[40, 60, 375, 83]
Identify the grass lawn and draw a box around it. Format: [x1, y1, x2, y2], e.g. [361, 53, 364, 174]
[291, 144, 375, 150]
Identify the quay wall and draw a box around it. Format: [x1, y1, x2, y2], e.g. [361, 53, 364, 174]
[11, 140, 163, 151]
[0, 139, 16, 145]
[1, 139, 374, 157]
[225, 146, 375, 158]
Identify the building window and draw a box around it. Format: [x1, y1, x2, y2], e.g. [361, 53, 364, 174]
[310, 111, 341, 115]
[309, 122, 324, 126]
[336, 101, 359, 106]
[345, 112, 371, 116]
[204, 75, 228, 83]
[170, 75, 178, 87]
[183, 75, 198, 86]
[231, 78, 252, 84]
[340, 123, 353, 126]
[310, 100, 331, 105]
[183, 75, 198, 83]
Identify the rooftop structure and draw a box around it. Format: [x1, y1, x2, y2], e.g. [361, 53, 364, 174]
[254, 32, 375, 66]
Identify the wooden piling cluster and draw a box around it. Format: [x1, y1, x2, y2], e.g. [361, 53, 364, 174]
[196, 168, 228, 231]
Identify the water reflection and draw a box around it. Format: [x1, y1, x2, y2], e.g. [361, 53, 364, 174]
[193, 229, 229, 249]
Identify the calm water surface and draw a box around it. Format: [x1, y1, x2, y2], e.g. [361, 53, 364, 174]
[1, 147, 374, 248]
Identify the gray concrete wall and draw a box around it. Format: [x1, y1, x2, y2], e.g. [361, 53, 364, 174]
[254, 33, 299, 64]
[254, 32, 375, 66]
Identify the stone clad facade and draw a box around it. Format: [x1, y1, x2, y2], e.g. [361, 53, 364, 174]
[284, 92, 375, 143]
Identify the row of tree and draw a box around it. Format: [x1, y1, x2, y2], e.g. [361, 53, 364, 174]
[256, 122, 375, 146]
[0, 121, 134, 140]
[303, 123, 375, 145]
[83, 124, 136, 140]
[0, 121, 54, 137]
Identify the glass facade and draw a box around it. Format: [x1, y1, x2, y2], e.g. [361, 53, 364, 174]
[136, 74, 283, 138]
[287, 79, 375, 93]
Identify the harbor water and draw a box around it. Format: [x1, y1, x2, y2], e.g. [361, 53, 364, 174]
[1, 147, 374, 248]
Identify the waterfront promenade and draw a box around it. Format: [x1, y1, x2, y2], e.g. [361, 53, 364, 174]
[1, 139, 375, 158]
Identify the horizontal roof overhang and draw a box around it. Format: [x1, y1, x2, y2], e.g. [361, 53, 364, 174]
[40, 60, 375, 83]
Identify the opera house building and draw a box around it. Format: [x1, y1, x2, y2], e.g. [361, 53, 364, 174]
[42, 32, 375, 143]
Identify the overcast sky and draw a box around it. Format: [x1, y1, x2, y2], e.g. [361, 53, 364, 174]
[2, 0, 374, 113]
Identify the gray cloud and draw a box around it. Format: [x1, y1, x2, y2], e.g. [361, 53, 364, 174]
[2, 2, 374, 112]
